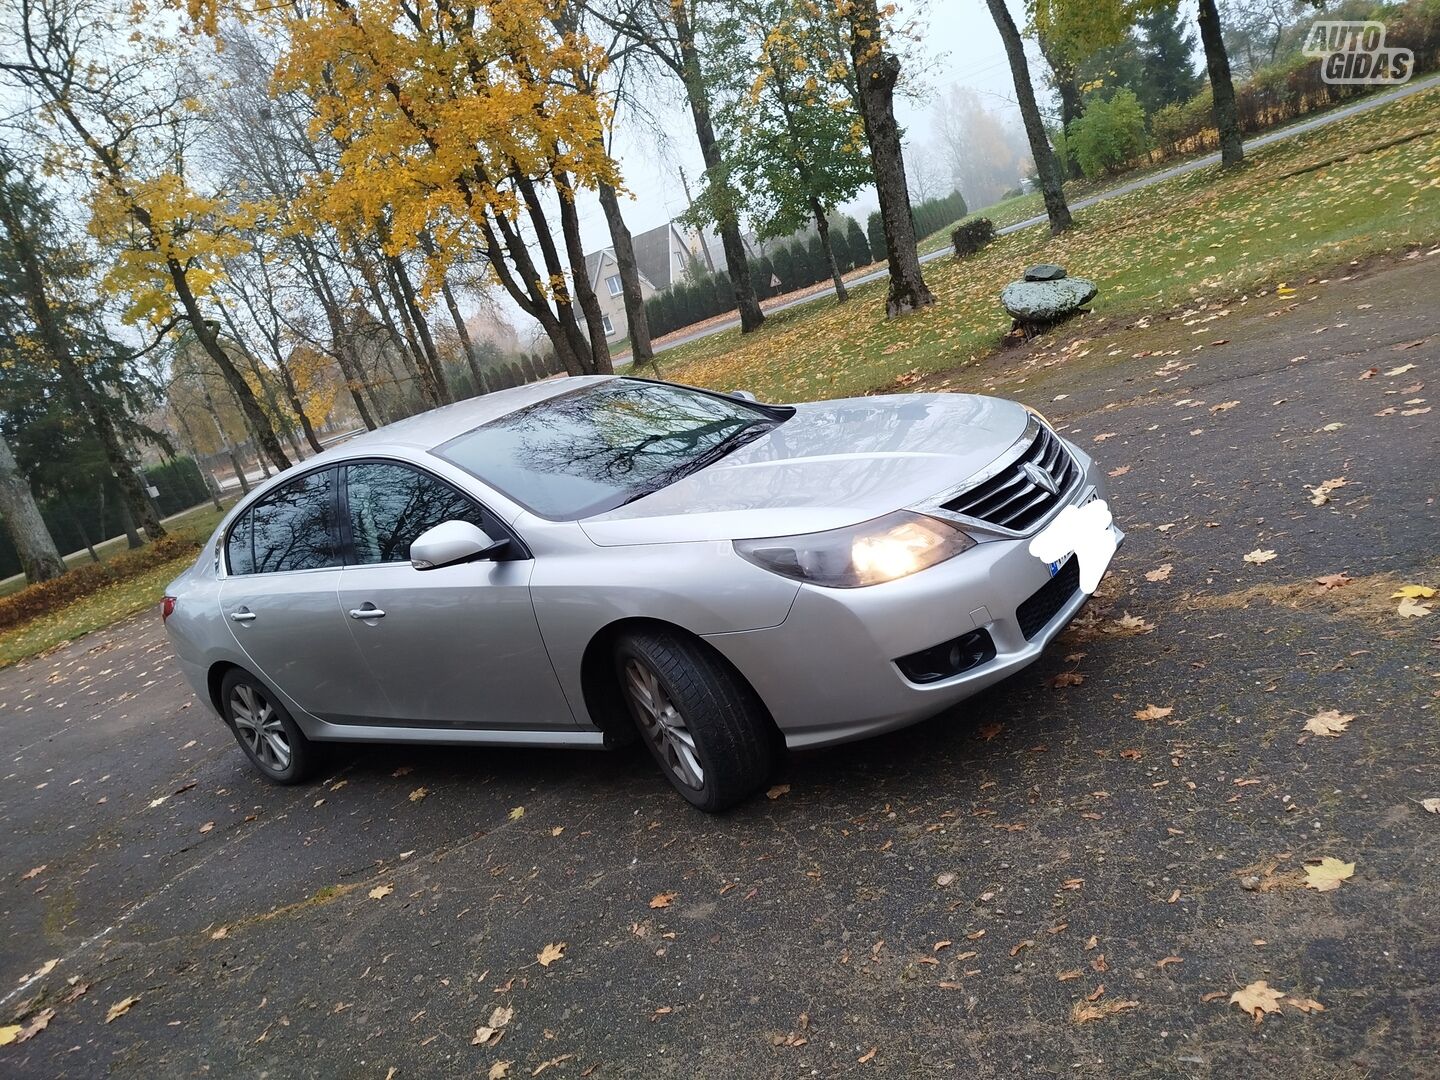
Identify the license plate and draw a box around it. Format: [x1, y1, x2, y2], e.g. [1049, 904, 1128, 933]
[1048, 559, 1064, 577]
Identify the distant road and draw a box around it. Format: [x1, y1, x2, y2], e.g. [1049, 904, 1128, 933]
[641, 74, 1440, 357]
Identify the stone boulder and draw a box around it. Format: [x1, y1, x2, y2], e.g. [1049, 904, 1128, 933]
[1000, 277, 1097, 325]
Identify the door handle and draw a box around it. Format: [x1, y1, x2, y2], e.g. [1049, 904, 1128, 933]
[229, 610, 257, 623]
[349, 606, 386, 620]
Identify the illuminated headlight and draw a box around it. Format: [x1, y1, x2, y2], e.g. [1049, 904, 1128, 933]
[734, 511, 976, 588]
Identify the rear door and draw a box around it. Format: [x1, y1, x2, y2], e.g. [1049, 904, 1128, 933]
[335, 460, 576, 730]
[218, 467, 388, 720]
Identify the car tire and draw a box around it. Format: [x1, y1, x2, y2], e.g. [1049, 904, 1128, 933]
[614, 629, 775, 812]
[220, 668, 316, 785]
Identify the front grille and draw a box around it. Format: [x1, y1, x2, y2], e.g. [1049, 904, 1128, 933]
[942, 424, 1077, 533]
[1016, 555, 1080, 640]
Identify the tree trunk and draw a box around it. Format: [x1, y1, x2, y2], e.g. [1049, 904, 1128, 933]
[66, 503, 100, 564]
[173, 407, 224, 512]
[418, 230, 485, 395]
[202, 381, 250, 497]
[293, 238, 382, 428]
[556, 169, 614, 376]
[986, 0, 1072, 235]
[845, 0, 935, 316]
[0, 431, 66, 583]
[386, 255, 451, 406]
[672, 1, 764, 334]
[597, 181, 656, 368]
[1196, 0, 1244, 167]
[811, 201, 849, 302]
[117, 494, 143, 549]
[512, 172, 599, 374]
[0, 187, 166, 540]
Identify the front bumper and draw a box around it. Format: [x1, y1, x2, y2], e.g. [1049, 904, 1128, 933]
[703, 455, 1121, 750]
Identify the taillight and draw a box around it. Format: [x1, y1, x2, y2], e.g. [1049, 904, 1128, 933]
[161, 596, 177, 622]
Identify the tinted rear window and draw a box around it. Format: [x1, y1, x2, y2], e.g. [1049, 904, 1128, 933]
[435, 380, 774, 519]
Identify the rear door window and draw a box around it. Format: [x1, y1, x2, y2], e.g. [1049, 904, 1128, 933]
[231, 469, 341, 574]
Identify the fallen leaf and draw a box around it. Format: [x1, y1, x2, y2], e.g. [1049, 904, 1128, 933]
[977, 722, 1003, 741]
[1243, 549, 1277, 565]
[550, 826, 564, 837]
[1392, 584, 1437, 599]
[1144, 563, 1173, 582]
[858, 1047, 877, 1064]
[199, 821, 214, 834]
[1303, 857, 1355, 892]
[472, 1004, 514, 1046]
[488, 1063, 513, 1080]
[1049, 672, 1085, 688]
[1314, 573, 1352, 590]
[106, 995, 140, 1023]
[766, 784, 791, 800]
[1303, 710, 1354, 737]
[507, 806, 525, 821]
[1110, 613, 1154, 634]
[25, 958, 58, 981]
[537, 942, 566, 967]
[1397, 597, 1432, 618]
[935, 871, 957, 887]
[210, 926, 229, 940]
[1093, 432, 1116, 442]
[369, 884, 394, 900]
[1210, 400, 1240, 413]
[1071, 998, 1139, 1023]
[1421, 798, 1440, 814]
[531, 1053, 575, 1075]
[8, 1008, 54, 1044]
[1283, 995, 1326, 1014]
[649, 892, 678, 909]
[1385, 363, 1417, 375]
[20, 865, 46, 881]
[1157, 956, 1183, 970]
[0, 1025, 19, 1047]
[1230, 980, 1284, 1021]
[1307, 477, 1347, 506]
[408, 786, 428, 802]
[1134, 704, 1173, 722]
[1057, 969, 1083, 981]
[1107, 465, 1131, 477]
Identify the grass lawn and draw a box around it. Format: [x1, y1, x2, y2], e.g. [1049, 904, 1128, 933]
[917, 192, 1046, 255]
[666, 84, 1440, 402]
[0, 502, 228, 667]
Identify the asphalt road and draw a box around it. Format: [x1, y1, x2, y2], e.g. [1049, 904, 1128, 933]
[1, 254, 1437, 1077]
[649, 74, 1440, 356]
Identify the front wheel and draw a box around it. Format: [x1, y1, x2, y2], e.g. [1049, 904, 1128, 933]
[614, 630, 776, 812]
[220, 668, 316, 785]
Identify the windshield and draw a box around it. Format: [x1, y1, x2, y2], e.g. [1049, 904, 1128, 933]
[434, 380, 786, 519]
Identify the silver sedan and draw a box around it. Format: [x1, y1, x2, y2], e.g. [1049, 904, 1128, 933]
[163, 376, 1121, 811]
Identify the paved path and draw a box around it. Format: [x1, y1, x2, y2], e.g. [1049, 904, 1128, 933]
[1, 255, 1436, 1076]
[647, 75, 1440, 356]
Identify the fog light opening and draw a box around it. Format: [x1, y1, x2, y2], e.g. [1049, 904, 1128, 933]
[895, 628, 997, 684]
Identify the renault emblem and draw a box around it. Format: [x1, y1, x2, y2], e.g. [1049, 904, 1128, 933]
[1021, 461, 1059, 495]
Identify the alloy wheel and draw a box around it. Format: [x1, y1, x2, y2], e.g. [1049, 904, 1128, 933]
[230, 682, 292, 773]
[624, 658, 704, 791]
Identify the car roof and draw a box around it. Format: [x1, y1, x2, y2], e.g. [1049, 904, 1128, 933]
[323, 375, 609, 456]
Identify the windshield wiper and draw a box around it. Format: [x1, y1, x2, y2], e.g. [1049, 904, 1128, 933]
[614, 420, 777, 508]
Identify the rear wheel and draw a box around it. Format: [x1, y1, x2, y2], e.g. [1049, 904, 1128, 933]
[614, 629, 775, 812]
[220, 668, 315, 785]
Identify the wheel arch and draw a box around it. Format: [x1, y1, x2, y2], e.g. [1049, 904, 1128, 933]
[207, 660, 246, 716]
[578, 617, 779, 749]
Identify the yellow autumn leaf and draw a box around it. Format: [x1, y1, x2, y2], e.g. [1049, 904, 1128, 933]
[1391, 584, 1436, 599]
[507, 806, 525, 821]
[1230, 980, 1284, 1020]
[536, 941, 566, 967]
[1303, 710, 1354, 737]
[1303, 857, 1355, 892]
[105, 995, 140, 1023]
[369, 883, 394, 900]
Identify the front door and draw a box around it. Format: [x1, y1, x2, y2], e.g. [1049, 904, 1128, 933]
[335, 461, 576, 730]
[218, 467, 387, 721]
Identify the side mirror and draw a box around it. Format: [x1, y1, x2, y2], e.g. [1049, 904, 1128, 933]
[729, 389, 758, 402]
[410, 520, 510, 570]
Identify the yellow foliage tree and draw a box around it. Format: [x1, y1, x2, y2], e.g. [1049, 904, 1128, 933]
[185, 0, 624, 377]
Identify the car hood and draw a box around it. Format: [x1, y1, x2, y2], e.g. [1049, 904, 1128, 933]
[579, 393, 1029, 546]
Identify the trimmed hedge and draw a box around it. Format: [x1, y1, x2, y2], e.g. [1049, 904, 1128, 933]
[0, 534, 203, 631]
[951, 218, 996, 259]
